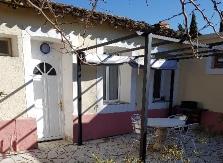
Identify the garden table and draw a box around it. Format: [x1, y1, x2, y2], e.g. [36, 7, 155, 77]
[147, 118, 185, 151]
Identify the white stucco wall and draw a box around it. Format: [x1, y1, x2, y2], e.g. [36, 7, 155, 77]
[0, 12, 26, 120]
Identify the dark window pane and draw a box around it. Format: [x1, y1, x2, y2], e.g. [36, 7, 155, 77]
[48, 68, 56, 76]
[37, 62, 45, 73]
[153, 69, 162, 99]
[109, 66, 118, 100]
[0, 40, 10, 55]
[103, 66, 106, 100]
[33, 62, 56, 76]
[45, 62, 52, 73]
[33, 67, 42, 75]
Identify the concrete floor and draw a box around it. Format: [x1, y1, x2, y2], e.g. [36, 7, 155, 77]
[0, 130, 223, 163]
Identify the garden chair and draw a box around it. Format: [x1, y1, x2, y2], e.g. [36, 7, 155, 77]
[181, 123, 199, 153]
[130, 114, 141, 152]
[166, 114, 188, 157]
[167, 122, 199, 160]
[131, 113, 141, 134]
[167, 114, 188, 141]
[131, 114, 156, 144]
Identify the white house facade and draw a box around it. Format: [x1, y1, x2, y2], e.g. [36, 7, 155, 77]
[0, 1, 180, 152]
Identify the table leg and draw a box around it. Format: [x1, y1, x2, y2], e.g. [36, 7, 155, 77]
[152, 128, 167, 151]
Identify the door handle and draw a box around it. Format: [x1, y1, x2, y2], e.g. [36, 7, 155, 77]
[58, 100, 63, 111]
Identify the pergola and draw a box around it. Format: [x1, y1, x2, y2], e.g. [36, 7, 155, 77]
[75, 31, 223, 162]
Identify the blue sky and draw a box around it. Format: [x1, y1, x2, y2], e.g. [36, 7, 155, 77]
[56, 0, 222, 34]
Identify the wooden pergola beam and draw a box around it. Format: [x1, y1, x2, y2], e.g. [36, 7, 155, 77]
[109, 46, 145, 55]
[155, 49, 221, 59]
[78, 33, 223, 60]
[209, 41, 223, 47]
[151, 33, 210, 49]
[168, 52, 223, 60]
[152, 40, 172, 47]
[90, 41, 172, 56]
[76, 33, 142, 53]
[108, 40, 223, 61]
[153, 47, 195, 58]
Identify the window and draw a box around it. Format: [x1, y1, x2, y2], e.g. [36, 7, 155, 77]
[213, 54, 223, 68]
[33, 62, 56, 76]
[0, 38, 12, 56]
[206, 55, 223, 74]
[153, 70, 171, 102]
[103, 66, 119, 102]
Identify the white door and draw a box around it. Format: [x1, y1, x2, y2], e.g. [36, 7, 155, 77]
[33, 62, 63, 141]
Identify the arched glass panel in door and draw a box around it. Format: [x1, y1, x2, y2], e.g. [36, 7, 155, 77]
[33, 62, 56, 76]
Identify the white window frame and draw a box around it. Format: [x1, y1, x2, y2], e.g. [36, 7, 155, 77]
[0, 38, 12, 56]
[206, 56, 223, 74]
[205, 43, 223, 74]
[103, 66, 120, 104]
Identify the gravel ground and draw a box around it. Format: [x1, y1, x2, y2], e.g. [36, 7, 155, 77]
[0, 130, 223, 163]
